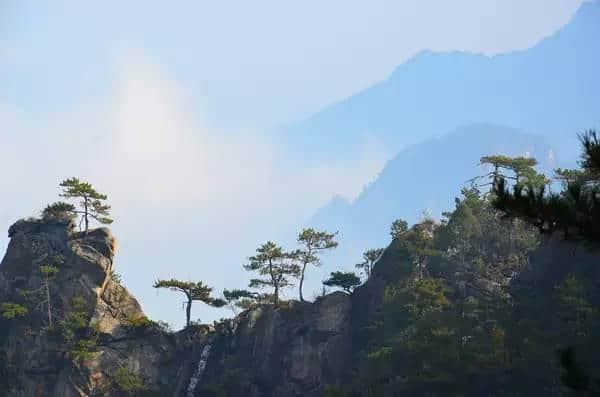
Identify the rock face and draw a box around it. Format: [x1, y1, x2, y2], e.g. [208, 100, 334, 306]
[5, 218, 598, 396]
[200, 292, 353, 396]
[0, 219, 210, 396]
[0, 219, 361, 396]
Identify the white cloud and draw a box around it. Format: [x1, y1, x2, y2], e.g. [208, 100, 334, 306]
[103, 52, 276, 211]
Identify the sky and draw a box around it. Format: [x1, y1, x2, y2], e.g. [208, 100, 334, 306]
[0, 0, 586, 329]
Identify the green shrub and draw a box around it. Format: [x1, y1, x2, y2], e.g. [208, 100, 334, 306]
[126, 314, 155, 328]
[70, 337, 98, 363]
[0, 302, 28, 319]
[112, 367, 147, 395]
[60, 296, 90, 342]
[125, 315, 156, 332]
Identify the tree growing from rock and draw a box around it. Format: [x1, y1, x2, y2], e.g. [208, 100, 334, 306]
[20, 263, 61, 328]
[323, 271, 361, 294]
[58, 177, 113, 233]
[42, 202, 77, 222]
[390, 219, 409, 241]
[294, 228, 338, 302]
[477, 155, 548, 190]
[153, 279, 225, 327]
[244, 241, 300, 306]
[355, 248, 384, 280]
[223, 289, 261, 314]
[40, 265, 59, 327]
[0, 302, 28, 320]
[492, 130, 600, 241]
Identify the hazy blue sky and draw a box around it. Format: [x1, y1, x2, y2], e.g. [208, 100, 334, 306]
[0, 0, 586, 328]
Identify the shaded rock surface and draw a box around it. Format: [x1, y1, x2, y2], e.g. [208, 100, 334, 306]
[0, 219, 209, 396]
[0, 219, 363, 396]
[4, 218, 594, 396]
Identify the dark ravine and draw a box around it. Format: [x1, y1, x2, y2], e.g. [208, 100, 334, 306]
[1, 217, 598, 396]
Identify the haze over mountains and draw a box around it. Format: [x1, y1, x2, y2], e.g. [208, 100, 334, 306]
[284, 1, 600, 165]
[288, 2, 600, 288]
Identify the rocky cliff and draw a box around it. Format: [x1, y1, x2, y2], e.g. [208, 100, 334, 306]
[3, 216, 598, 396]
[0, 218, 225, 396]
[0, 218, 365, 396]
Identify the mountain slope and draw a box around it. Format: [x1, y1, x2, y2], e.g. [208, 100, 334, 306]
[308, 124, 555, 270]
[283, 1, 600, 163]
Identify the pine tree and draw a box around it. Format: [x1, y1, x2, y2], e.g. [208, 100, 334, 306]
[223, 289, 260, 314]
[20, 263, 60, 328]
[390, 218, 409, 241]
[479, 155, 547, 188]
[322, 271, 361, 294]
[294, 228, 338, 302]
[58, 177, 113, 233]
[0, 302, 28, 320]
[153, 279, 225, 327]
[492, 130, 600, 242]
[42, 202, 77, 222]
[39, 265, 59, 327]
[355, 248, 384, 280]
[244, 241, 300, 306]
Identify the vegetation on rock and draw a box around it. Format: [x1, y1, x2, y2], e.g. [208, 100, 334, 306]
[0, 302, 28, 319]
[294, 228, 338, 302]
[322, 271, 361, 294]
[244, 241, 300, 306]
[153, 279, 225, 327]
[355, 248, 384, 280]
[58, 177, 113, 233]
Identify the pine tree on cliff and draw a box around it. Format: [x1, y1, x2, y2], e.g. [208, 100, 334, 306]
[390, 218, 409, 241]
[475, 155, 548, 190]
[322, 271, 361, 294]
[487, 130, 600, 393]
[20, 262, 60, 328]
[40, 264, 59, 327]
[58, 177, 113, 233]
[244, 241, 300, 306]
[294, 228, 338, 302]
[223, 289, 260, 314]
[355, 248, 384, 280]
[42, 202, 77, 222]
[153, 279, 225, 327]
[492, 130, 600, 241]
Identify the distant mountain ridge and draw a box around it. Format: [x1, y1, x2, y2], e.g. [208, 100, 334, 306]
[283, 1, 600, 163]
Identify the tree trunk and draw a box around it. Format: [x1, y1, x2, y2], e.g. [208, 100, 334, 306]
[274, 285, 279, 306]
[83, 197, 89, 234]
[45, 278, 52, 328]
[185, 298, 192, 327]
[299, 263, 307, 302]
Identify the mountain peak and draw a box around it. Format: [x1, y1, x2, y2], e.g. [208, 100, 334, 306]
[550, 0, 600, 40]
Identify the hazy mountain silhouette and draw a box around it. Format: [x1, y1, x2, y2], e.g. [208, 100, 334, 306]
[284, 1, 600, 164]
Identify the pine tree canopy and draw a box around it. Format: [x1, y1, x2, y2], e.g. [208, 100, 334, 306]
[491, 130, 600, 242]
[153, 278, 224, 326]
[244, 241, 300, 305]
[356, 248, 384, 279]
[294, 228, 338, 301]
[56, 177, 113, 232]
[477, 154, 548, 188]
[153, 279, 221, 304]
[390, 219, 409, 241]
[42, 202, 77, 221]
[323, 271, 361, 293]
